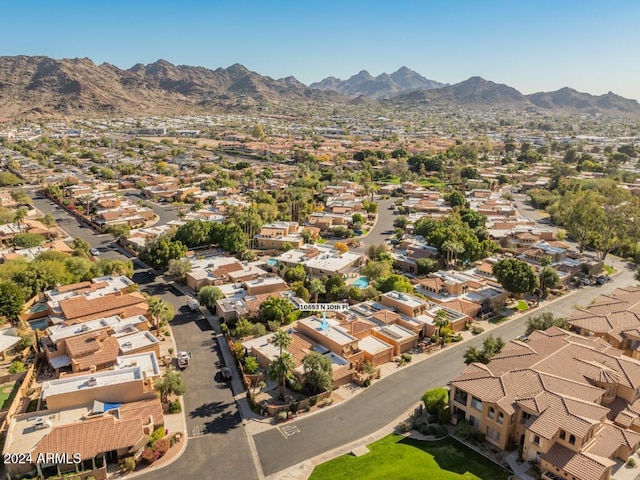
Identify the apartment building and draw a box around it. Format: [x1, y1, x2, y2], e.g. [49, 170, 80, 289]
[3, 397, 163, 478]
[567, 286, 640, 359]
[449, 327, 640, 480]
[254, 221, 305, 250]
[380, 291, 469, 337]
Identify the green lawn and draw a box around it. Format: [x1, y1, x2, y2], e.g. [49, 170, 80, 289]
[0, 382, 18, 410]
[515, 300, 529, 312]
[379, 176, 401, 185]
[309, 435, 511, 480]
[317, 238, 328, 244]
[603, 265, 616, 275]
[418, 179, 447, 189]
[488, 315, 507, 324]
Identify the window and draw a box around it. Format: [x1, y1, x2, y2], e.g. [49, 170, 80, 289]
[471, 396, 483, 411]
[534, 435, 541, 445]
[521, 411, 532, 424]
[497, 412, 504, 424]
[454, 390, 468, 405]
[559, 430, 566, 440]
[569, 434, 576, 445]
[488, 407, 495, 420]
[468, 415, 480, 429]
[487, 427, 500, 442]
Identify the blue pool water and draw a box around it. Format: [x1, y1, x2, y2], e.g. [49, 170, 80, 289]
[30, 303, 47, 313]
[266, 259, 278, 267]
[29, 319, 49, 331]
[352, 277, 369, 289]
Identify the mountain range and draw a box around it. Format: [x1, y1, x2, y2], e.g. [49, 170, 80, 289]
[0, 56, 639, 118]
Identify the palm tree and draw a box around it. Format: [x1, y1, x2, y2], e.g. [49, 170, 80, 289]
[434, 309, 450, 343]
[267, 352, 296, 400]
[147, 296, 174, 337]
[441, 240, 464, 268]
[13, 207, 28, 233]
[308, 279, 326, 303]
[272, 329, 292, 356]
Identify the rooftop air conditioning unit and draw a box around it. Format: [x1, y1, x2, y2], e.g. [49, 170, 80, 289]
[87, 377, 97, 386]
[34, 417, 45, 429]
[123, 341, 133, 348]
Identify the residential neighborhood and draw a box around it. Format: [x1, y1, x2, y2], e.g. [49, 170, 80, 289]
[0, 100, 639, 480]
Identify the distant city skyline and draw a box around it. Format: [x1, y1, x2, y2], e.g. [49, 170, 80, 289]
[3, 0, 640, 100]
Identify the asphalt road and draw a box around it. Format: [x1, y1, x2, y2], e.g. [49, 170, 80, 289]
[350, 197, 396, 253]
[133, 271, 258, 480]
[26, 190, 258, 480]
[121, 189, 180, 226]
[254, 257, 637, 477]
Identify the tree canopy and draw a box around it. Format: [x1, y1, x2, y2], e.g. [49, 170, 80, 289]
[525, 312, 567, 335]
[463, 335, 505, 365]
[492, 258, 538, 296]
[302, 351, 333, 395]
[0, 282, 26, 321]
[260, 296, 294, 326]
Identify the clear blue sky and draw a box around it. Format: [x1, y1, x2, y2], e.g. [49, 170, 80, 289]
[3, 0, 640, 99]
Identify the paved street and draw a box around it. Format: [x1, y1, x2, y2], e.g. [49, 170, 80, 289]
[132, 271, 259, 480]
[25, 188, 639, 480]
[121, 189, 181, 226]
[254, 257, 637, 477]
[26, 191, 258, 480]
[352, 197, 396, 253]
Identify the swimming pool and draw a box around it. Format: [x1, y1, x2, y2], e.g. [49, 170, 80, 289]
[352, 277, 369, 289]
[29, 319, 49, 331]
[30, 303, 47, 313]
[266, 259, 278, 267]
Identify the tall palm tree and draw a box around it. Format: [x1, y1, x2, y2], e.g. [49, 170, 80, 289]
[147, 296, 174, 337]
[441, 240, 464, 268]
[267, 352, 296, 400]
[13, 207, 28, 233]
[308, 279, 326, 303]
[434, 309, 450, 342]
[272, 329, 292, 356]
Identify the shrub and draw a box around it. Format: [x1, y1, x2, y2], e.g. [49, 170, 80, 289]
[169, 400, 182, 414]
[121, 456, 136, 472]
[457, 420, 485, 443]
[628, 457, 637, 468]
[472, 326, 484, 335]
[149, 426, 166, 443]
[278, 410, 288, 421]
[399, 420, 412, 433]
[8, 360, 25, 373]
[309, 396, 318, 406]
[438, 407, 452, 425]
[401, 353, 412, 363]
[289, 402, 299, 415]
[155, 438, 171, 457]
[220, 323, 229, 337]
[141, 447, 159, 464]
[422, 387, 449, 415]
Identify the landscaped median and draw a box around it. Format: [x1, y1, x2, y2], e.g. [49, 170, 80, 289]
[308, 434, 511, 480]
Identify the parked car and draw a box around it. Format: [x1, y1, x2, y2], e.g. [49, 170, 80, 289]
[177, 351, 191, 369]
[90, 248, 100, 256]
